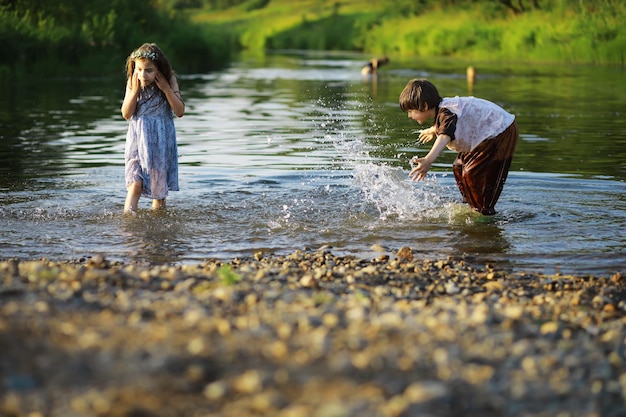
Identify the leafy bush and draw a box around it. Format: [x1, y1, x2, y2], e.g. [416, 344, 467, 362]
[0, 0, 234, 77]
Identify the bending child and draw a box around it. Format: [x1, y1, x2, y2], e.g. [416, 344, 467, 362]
[399, 79, 518, 215]
[121, 43, 185, 214]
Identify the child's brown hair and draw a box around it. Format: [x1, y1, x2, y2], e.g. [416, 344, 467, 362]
[124, 43, 174, 84]
[399, 79, 442, 112]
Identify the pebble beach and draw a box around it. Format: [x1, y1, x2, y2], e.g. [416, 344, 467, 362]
[1, 248, 625, 417]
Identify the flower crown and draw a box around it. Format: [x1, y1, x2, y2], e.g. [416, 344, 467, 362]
[131, 50, 159, 61]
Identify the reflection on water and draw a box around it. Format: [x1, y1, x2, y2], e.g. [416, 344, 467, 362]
[0, 52, 624, 276]
[120, 212, 192, 264]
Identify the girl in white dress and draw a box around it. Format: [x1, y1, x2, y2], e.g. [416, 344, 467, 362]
[121, 43, 185, 214]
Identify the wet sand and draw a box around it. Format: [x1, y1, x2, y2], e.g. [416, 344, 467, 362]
[1, 249, 625, 417]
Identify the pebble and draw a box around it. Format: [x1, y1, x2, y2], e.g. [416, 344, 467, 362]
[0, 251, 624, 416]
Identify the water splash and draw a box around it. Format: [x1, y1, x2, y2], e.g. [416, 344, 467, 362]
[352, 161, 452, 220]
[309, 95, 467, 222]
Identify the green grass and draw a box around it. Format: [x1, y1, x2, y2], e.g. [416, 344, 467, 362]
[189, 0, 626, 65]
[190, 0, 383, 52]
[217, 264, 241, 286]
[3, 0, 624, 79]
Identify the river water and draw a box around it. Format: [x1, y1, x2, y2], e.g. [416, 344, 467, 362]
[0, 51, 624, 276]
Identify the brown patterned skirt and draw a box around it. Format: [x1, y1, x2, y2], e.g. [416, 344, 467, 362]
[452, 121, 519, 215]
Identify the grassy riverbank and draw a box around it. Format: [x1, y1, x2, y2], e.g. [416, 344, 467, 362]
[191, 0, 626, 65]
[2, 0, 624, 78]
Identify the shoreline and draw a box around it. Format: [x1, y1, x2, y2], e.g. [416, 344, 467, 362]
[1, 249, 625, 416]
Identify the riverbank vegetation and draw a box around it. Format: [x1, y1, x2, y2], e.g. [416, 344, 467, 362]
[1, 0, 624, 79]
[0, 0, 234, 78]
[191, 0, 625, 65]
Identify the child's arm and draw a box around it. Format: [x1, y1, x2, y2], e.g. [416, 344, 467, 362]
[409, 134, 451, 181]
[156, 73, 185, 117]
[121, 74, 140, 120]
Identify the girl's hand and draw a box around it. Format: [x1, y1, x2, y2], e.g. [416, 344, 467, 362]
[129, 71, 141, 93]
[409, 156, 432, 181]
[154, 71, 170, 92]
[122, 72, 141, 120]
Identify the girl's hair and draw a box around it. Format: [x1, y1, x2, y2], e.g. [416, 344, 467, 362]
[399, 79, 442, 112]
[124, 43, 175, 83]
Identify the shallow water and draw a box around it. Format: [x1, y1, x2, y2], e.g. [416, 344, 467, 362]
[1, 52, 625, 275]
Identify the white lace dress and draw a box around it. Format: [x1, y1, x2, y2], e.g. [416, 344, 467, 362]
[124, 84, 179, 200]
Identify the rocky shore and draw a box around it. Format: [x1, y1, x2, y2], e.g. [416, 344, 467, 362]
[1, 248, 625, 417]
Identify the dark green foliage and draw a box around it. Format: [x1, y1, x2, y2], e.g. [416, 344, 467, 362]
[163, 23, 236, 74]
[196, 0, 256, 11]
[243, 0, 270, 12]
[268, 14, 362, 51]
[0, 0, 233, 78]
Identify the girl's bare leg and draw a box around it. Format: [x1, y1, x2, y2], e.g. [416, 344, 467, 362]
[152, 199, 166, 210]
[124, 181, 143, 213]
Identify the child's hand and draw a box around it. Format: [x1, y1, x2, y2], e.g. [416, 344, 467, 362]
[129, 72, 141, 93]
[154, 71, 170, 92]
[409, 156, 432, 181]
[417, 127, 436, 144]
